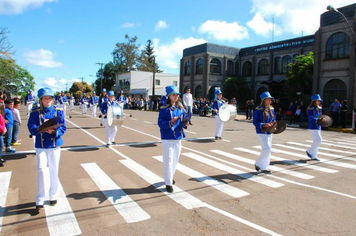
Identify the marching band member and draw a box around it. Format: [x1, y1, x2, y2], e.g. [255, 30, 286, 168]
[25, 89, 35, 116]
[212, 88, 225, 140]
[116, 90, 126, 111]
[306, 94, 326, 161]
[158, 85, 188, 193]
[99, 89, 108, 126]
[91, 91, 99, 117]
[101, 90, 118, 147]
[253, 91, 276, 174]
[69, 94, 74, 111]
[57, 91, 68, 118]
[80, 94, 88, 114]
[27, 87, 66, 212]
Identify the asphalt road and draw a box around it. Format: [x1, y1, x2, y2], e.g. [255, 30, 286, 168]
[0, 105, 355, 236]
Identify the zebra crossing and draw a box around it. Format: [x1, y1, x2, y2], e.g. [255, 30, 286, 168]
[1, 134, 355, 235]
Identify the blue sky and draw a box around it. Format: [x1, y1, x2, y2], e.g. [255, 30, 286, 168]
[0, 0, 354, 92]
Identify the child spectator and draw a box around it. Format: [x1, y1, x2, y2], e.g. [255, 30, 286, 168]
[11, 99, 21, 146]
[0, 102, 7, 167]
[4, 99, 15, 153]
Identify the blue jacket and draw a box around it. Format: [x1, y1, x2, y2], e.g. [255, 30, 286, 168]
[100, 100, 115, 119]
[213, 99, 225, 116]
[116, 95, 126, 103]
[253, 106, 276, 134]
[5, 107, 13, 128]
[99, 96, 108, 108]
[27, 106, 66, 148]
[80, 97, 88, 104]
[25, 94, 35, 104]
[57, 95, 67, 104]
[158, 105, 186, 140]
[307, 106, 321, 130]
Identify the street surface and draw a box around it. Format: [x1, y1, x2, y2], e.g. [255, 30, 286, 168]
[0, 105, 355, 236]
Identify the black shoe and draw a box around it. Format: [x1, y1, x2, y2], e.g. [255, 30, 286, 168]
[215, 136, 219, 140]
[111, 141, 116, 145]
[106, 144, 110, 148]
[0, 162, 3, 167]
[99, 115, 102, 118]
[254, 164, 261, 172]
[173, 180, 175, 185]
[1, 158, 5, 163]
[36, 205, 44, 212]
[50, 200, 57, 206]
[189, 122, 193, 125]
[261, 170, 271, 174]
[100, 123, 103, 126]
[306, 151, 312, 158]
[218, 137, 222, 140]
[311, 157, 320, 161]
[166, 185, 174, 193]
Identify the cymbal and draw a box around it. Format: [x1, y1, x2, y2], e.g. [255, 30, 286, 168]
[317, 115, 333, 127]
[38, 116, 63, 134]
[260, 121, 286, 134]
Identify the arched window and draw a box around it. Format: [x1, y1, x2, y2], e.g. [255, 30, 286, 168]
[235, 61, 239, 76]
[196, 58, 203, 74]
[258, 59, 269, 75]
[242, 61, 252, 77]
[274, 57, 281, 74]
[184, 60, 191, 75]
[210, 58, 221, 74]
[323, 79, 347, 106]
[256, 87, 268, 105]
[227, 60, 234, 76]
[281, 55, 292, 73]
[326, 32, 350, 59]
[195, 85, 203, 98]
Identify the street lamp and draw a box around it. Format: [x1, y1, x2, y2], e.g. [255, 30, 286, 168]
[326, 5, 356, 38]
[151, 56, 156, 101]
[96, 62, 105, 92]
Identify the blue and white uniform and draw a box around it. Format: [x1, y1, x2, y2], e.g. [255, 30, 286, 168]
[213, 90, 225, 138]
[80, 96, 88, 114]
[116, 91, 126, 110]
[100, 93, 118, 145]
[253, 91, 276, 171]
[27, 87, 66, 207]
[91, 95, 99, 117]
[57, 93, 68, 117]
[69, 95, 74, 111]
[25, 90, 35, 116]
[158, 86, 187, 191]
[306, 94, 323, 160]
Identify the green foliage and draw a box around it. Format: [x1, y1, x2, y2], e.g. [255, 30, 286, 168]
[113, 34, 139, 73]
[136, 40, 162, 72]
[223, 77, 251, 107]
[94, 61, 117, 94]
[286, 52, 314, 100]
[69, 81, 92, 100]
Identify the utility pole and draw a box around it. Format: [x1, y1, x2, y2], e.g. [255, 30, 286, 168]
[65, 82, 69, 92]
[80, 77, 84, 95]
[96, 62, 105, 92]
[152, 56, 156, 101]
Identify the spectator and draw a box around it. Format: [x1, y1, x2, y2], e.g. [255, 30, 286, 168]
[4, 99, 15, 153]
[0, 102, 6, 167]
[11, 98, 21, 146]
[299, 102, 306, 124]
[294, 105, 301, 124]
[340, 100, 348, 128]
[286, 101, 295, 124]
[245, 100, 250, 120]
[330, 99, 341, 128]
[248, 100, 254, 120]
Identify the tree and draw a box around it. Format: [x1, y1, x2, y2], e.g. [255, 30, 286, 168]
[223, 77, 251, 107]
[0, 28, 14, 59]
[113, 34, 139, 73]
[286, 52, 314, 101]
[137, 40, 162, 72]
[94, 61, 117, 94]
[69, 81, 92, 100]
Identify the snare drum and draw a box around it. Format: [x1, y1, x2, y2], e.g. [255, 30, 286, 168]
[107, 105, 124, 126]
[218, 104, 237, 122]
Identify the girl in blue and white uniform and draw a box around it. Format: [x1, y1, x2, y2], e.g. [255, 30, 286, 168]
[100, 90, 118, 146]
[158, 85, 188, 193]
[212, 88, 225, 140]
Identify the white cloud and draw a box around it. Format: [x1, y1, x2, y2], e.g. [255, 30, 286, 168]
[121, 22, 139, 28]
[38, 77, 79, 93]
[153, 37, 207, 71]
[248, 0, 356, 37]
[0, 0, 57, 15]
[155, 20, 168, 32]
[24, 49, 63, 68]
[198, 20, 249, 41]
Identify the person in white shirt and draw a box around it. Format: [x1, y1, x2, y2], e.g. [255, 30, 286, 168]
[182, 87, 193, 125]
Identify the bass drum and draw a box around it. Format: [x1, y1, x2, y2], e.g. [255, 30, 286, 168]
[107, 105, 124, 126]
[218, 104, 237, 122]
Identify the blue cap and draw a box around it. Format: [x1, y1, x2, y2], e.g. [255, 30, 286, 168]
[260, 91, 273, 101]
[311, 94, 323, 102]
[28, 89, 32, 92]
[108, 90, 115, 96]
[215, 87, 222, 95]
[93, 91, 96, 94]
[120, 90, 123, 93]
[102, 88, 106, 92]
[165, 85, 180, 97]
[37, 87, 53, 98]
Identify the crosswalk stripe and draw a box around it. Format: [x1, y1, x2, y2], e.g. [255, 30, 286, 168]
[325, 138, 356, 144]
[287, 142, 356, 157]
[0, 172, 11, 234]
[255, 145, 356, 170]
[307, 140, 356, 151]
[43, 168, 82, 236]
[152, 156, 249, 198]
[183, 152, 284, 188]
[81, 163, 151, 223]
[211, 150, 314, 180]
[234, 148, 338, 174]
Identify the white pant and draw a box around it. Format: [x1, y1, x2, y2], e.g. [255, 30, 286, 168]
[35, 147, 61, 205]
[256, 134, 272, 170]
[90, 104, 93, 111]
[26, 103, 33, 116]
[81, 103, 87, 114]
[307, 130, 322, 158]
[60, 103, 67, 117]
[92, 105, 97, 117]
[215, 116, 224, 137]
[162, 140, 182, 186]
[104, 118, 117, 144]
[70, 101, 74, 110]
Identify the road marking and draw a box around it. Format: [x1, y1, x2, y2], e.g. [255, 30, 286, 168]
[43, 168, 82, 236]
[183, 152, 284, 188]
[287, 142, 356, 156]
[222, 139, 231, 143]
[184, 130, 197, 134]
[152, 155, 249, 198]
[143, 121, 152, 124]
[211, 150, 314, 180]
[81, 163, 150, 223]
[235, 148, 338, 174]
[307, 140, 356, 151]
[130, 118, 137, 120]
[254, 145, 356, 170]
[0, 172, 11, 234]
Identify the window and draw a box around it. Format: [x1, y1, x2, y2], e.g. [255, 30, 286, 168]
[196, 58, 203, 74]
[155, 80, 160, 86]
[281, 55, 292, 73]
[227, 60, 234, 76]
[173, 81, 177, 86]
[210, 58, 221, 74]
[323, 79, 347, 106]
[235, 61, 239, 76]
[258, 59, 269, 75]
[274, 57, 281, 74]
[242, 61, 252, 77]
[195, 85, 203, 98]
[184, 60, 191, 75]
[326, 32, 350, 59]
